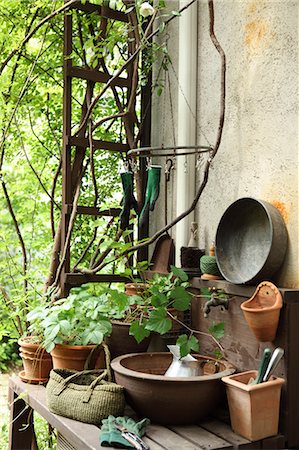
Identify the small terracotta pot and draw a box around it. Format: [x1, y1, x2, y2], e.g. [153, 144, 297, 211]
[222, 370, 285, 441]
[241, 281, 283, 342]
[50, 344, 104, 370]
[18, 337, 53, 383]
[105, 321, 151, 360]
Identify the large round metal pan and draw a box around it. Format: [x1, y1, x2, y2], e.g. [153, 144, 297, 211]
[215, 198, 288, 285]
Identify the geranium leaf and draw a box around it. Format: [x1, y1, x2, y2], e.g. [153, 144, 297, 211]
[129, 321, 150, 343]
[145, 308, 172, 334]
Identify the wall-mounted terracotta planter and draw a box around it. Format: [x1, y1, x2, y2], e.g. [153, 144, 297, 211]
[18, 337, 53, 384]
[240, 281, 283, 342]
[222, 370, 284, 441]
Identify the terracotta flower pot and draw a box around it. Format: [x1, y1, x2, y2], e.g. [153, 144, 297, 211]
[50, 344, 104, 371]
[241, 281, 283, 342]
[222, 370, 285, 441]
[125, 282, 149, 296]
[18, 337, 53, 384]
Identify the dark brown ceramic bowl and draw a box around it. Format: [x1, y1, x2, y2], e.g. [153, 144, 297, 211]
[111, 352, 235, 425]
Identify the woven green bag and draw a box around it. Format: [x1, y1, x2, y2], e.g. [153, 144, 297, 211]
[46, 344, 125, 425]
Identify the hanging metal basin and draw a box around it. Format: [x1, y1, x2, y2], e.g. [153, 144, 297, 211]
[215, 198, 288, 285]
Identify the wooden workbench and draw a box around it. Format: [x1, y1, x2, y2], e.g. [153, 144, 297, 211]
[8, 376, 284, 450]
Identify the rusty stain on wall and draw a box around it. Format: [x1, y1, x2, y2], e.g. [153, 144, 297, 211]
[244, 20, 275, 55]
[271, 200, 289, 224]
[247, 0, 265, 16]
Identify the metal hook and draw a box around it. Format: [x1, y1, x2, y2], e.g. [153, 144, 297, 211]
[165, 158, 174, 182]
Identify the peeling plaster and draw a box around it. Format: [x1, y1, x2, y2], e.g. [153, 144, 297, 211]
[151, 0, 298, 288]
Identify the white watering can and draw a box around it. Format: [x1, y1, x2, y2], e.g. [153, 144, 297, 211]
[164, 345, 202, 377]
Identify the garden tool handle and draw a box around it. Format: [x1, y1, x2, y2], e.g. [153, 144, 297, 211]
[114, 423, 149, 450]
[263, 347, 284, 382]
[253, 348, 272, 384]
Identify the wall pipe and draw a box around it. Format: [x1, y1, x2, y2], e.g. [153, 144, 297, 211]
[175, 0, 198, 265]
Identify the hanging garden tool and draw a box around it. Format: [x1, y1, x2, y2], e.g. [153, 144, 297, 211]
[139, 164, 162, 227]
[119, 170, 139, 231]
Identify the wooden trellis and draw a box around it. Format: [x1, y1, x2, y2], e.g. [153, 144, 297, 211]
[60, 1, 150, 296]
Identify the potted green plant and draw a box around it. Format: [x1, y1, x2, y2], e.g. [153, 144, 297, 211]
[18, 334, 53, 384]
[27, 288, 112, 370]
[0, 286, 53, 383]
[102, 265, 204, 358]
[125, 265, 226, 358]
[95, 286, 152, 359]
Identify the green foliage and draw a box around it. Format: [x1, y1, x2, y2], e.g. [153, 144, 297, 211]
[146, 308, 173, 334]
[0, 1, 200, 369]
[129, 320, 151, 343]
[0, 339, 21, 372]
[0, 411, 57, 450]
[176, 334, 200, 358]
[209, 321, 225, 340]
[27, 287, 112, 352]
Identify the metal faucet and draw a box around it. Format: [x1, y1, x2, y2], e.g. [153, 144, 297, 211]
[203, 292, 230, 318]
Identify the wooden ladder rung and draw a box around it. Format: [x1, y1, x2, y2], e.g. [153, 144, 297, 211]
[68, 66, 131, 88]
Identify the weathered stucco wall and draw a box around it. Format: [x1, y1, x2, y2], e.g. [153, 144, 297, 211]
[150, 0, 298, 288]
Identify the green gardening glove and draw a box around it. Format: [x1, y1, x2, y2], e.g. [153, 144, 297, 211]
[139, 165, 161, 227]
[119, 172, 139, 231]
[100, 415, 150, 448]
[100, 415, 131, 448]
[114, 415, 150, 436]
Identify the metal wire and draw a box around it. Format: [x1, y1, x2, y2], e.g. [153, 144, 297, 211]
[128, 145, 213, 158]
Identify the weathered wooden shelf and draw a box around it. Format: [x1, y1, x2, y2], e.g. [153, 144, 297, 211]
[8, 376, 284, 450]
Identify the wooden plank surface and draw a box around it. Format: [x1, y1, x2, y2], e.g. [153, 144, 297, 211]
[261, 435, 285, 449]
[169, 425, 233, 449]
[200, 419, 258, 449]
[9, 376, 105, 450]
[147, 424, 203, 450]
[9, 375, 286, 450]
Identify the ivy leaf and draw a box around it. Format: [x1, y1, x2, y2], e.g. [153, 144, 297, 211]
[145, 308, 172, 334]
[171, 286, 192, 310]
[156, 86, 163, 96]
[170, 265, 188, 282]
[129, 321, 151, 344]
[209, 322, 225, 339]
[150, 293, 168, 308]
[176, 334, 199, 358]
